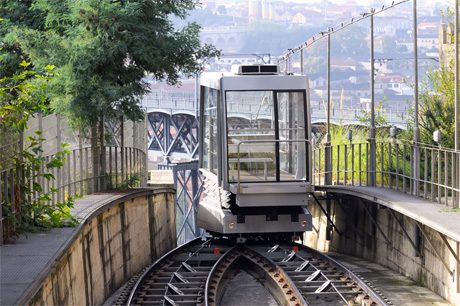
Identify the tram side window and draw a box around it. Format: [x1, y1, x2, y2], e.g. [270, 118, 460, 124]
[202, 87, 219, 174]
[226, 91, 277, 182]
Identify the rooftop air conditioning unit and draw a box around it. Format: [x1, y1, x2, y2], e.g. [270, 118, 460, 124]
[231, 64, 280, 75]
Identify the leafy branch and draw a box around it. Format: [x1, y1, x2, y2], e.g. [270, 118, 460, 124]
[1, 62, 79, 241]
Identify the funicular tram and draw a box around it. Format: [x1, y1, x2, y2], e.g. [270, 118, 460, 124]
[198, 64, 313, 238]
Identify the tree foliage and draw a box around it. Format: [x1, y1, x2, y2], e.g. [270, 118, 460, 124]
[1, 0, 219, 127]
[1, 62, 79, 240]
[416, 61, 456, 148]
[411, 4, 458, 148]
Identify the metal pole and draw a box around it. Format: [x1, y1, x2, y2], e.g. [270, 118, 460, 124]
[300, 49, 304, 75]
[195, 73, 199, 118]
[456, 0, 459, 153]
[325, 28, 332, 185]
[455, 0, 459, 207]
[413, 0, 419, 140]
[369, 11, 376, 187]
[370, 12, 375, 139]
[413, 0, 420, 196]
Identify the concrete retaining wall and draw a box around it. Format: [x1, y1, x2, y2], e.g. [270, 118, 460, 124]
[28, 188, 176, 306]
[305, 196, 460, 305]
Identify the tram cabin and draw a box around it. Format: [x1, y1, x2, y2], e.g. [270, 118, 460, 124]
[198, 64, 313, 236]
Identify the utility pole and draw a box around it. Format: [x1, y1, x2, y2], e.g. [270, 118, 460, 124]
[325, 28, 332, 186]
[455, 0, 459, 207]
[412, 0, 420, 197]
[369, 10, 376, 187]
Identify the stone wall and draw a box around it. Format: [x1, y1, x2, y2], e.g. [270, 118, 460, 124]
[304, 196, 460, 305]
[28, 188, 176, 306]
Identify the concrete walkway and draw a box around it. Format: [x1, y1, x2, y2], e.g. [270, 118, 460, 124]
[318, 186, 460, 242]
[327, 252, 452, 306]
[0, 192, 132, 306]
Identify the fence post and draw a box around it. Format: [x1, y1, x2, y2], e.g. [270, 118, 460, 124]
[133, 119, 138, 183]
[100, 118, 106, 191]
[144, 114, 149, 187]
[56, 113, 62, 203]
[78, 128, 84, 196]
[120, 115, 125, 184]
[91, 124, 98, 193]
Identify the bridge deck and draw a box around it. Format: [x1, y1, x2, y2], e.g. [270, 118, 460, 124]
[316, 185, 460, 242]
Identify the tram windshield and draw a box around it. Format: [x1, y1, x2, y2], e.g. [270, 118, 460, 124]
[226, 90, 307, 183]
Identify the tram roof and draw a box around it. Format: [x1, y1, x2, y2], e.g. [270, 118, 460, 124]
[200, 71, 309, 92]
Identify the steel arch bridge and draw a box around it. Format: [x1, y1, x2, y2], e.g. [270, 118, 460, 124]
[147, 109, 199, 159]
[146, 109, 275, 159]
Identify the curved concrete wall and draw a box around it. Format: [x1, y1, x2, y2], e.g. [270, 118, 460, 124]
[305, 197, 460, 305]
[28, 188, 176, 305]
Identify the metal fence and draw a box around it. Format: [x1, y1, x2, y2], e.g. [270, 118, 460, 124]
[0, 113, 148, 245]
[314, 140, 460, 207]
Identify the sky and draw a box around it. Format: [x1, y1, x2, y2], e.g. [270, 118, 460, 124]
[213, 0, 456, 7]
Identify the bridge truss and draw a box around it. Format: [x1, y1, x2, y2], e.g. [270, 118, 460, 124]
[147, 111, 199, 160]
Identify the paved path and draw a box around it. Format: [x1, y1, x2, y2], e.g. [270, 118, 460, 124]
[318, 186, 460, 242]
[0, 193, 130, 306]
[327, 252, 452, 306]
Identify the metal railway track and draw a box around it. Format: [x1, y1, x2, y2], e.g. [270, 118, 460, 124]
[125, 237, 391, 306]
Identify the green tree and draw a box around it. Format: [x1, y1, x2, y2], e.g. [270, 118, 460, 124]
[417, 62, 456, 148]
[1, 62, 79, 240]
[410, 4, 459, 148]
[1, 0, 219, 127]
[0, 0, 46, 78]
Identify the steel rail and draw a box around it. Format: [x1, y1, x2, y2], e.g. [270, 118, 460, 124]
[126, 238, 391, 306]
[272, 244, 351, 305]
[204, 244, 240, 306]
[126, 237, 210, 306]
[294, 243, 391, 306]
